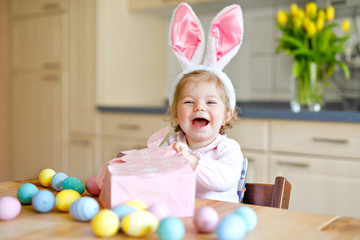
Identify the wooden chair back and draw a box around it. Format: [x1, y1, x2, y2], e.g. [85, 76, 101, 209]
[242, 176, 292, 209]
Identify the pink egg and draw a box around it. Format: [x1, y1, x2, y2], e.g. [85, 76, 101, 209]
[148, 203, 170, 220]
[0, 196, 22, 221]
[85, 176, 101, 196]
[194, 206, 219, 233]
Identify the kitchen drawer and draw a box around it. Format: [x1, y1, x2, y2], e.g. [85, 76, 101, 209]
[227, 118, 269, 151]
[270, 120, 360, 159]
[102, 113, 168, 139]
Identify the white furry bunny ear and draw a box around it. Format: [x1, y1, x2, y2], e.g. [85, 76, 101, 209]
[204, 5, 244, 70]
[169, 3, 205, 70]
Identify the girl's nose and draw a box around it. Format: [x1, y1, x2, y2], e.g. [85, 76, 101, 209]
[193, 103, 205, 112]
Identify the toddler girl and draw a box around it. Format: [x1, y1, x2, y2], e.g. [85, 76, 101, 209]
[166, 3, 245, 203]
[166, 70, 243, 203]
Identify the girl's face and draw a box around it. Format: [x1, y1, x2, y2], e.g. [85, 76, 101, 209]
[176, 79, 232, 149]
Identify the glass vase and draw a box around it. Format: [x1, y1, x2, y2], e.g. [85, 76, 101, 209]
[290, 62, 324, 112]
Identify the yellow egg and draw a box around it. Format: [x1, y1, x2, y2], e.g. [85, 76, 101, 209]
[124, 200, 147, 210]
[55, 189, 81, 212]
[91, 209, 120, 237]
[122, 210, 159, 237]
[39, 168, 56, 187]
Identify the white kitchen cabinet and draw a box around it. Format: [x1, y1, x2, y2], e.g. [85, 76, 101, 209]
[10, 73, 65, 179]
[227, 118, 270, 184]
[270, 153, 360, 218]
[68, 0, 97, 133]
[9, 8, 68, 180]
[128, 0, 221, 11]
[96, 0, 166, 107]
[10, 0, 69, 17]
[242, 151, 269, 184]
[68, 134, 100, 181]
[10, 14, 66, 71]
[101, 113, 170, 164]
[270, 120, 360, 159]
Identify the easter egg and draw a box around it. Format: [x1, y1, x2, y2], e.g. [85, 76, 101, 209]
[39, 168, 56, 187]
[234, 206, 257, 232]
[91, 209, 120, 237]
[194, 206, 219, 233]
[55, 189, 81, 212]
[85, 176, 101, 196]
[69, 197, 99, 221]
[51, 172, 68, 191]
[112, 204, 137, 220]
[157, 217, 185, 240]
[62, 177, 85, 195]
[148, 203, 170, 221]
[17, 183, 38, 204]
[124, 200, 147, 210]
[32, 190, 55, 213]
[0, 196, 21, 221]
[216, 213, 247, 240]
[122, 210, 159, 237]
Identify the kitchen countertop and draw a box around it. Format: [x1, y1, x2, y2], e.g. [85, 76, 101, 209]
[98, 101, 360, 123]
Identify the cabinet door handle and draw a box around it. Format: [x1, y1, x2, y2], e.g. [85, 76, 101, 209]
[43, 62, 60, 69]
[43, 75, 60, 81]
[312, 137, 348, 144]
[276, 161, 309, 168]
[117, 124, 140, 131]
[42, 3, 60, 10]
[71, 140, 90, 146]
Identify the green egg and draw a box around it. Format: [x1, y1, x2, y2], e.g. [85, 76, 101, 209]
[62, 177, 85, 195]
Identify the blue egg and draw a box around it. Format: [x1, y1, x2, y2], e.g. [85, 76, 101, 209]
[32, 190, 55, 213]
[113, 204, 137, 220]
[69, 197, 99, 221]
[234, 206, 257, 232]
[216, 213, 247, 240]
[51, 172, 68, 191]
[157, 217, 185, 240]
[17, 183, 38, 204]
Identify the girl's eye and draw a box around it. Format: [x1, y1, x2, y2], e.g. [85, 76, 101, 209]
[184, 100, 194, 104]
[207, 100, 217, 104]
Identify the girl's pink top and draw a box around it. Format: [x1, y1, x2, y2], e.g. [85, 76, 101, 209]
[166, 132, 243, 203]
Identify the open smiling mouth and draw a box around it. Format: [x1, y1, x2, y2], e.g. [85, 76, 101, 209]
[192, 118, 210, 128]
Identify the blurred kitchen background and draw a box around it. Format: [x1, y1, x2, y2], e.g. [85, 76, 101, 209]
[1, 0, 360, 217]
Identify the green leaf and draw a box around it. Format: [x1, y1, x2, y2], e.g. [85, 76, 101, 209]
[278, 35, 304, 49]
[336, 61, 350, 79]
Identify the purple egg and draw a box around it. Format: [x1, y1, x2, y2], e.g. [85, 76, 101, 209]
[194, 206, 219, 233]
[0, 196, 21, 221]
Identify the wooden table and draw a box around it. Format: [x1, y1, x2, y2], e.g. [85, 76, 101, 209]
[1, 179, 360, 239]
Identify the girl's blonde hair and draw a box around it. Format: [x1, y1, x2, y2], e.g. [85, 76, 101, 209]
[169, 70, 237, 134]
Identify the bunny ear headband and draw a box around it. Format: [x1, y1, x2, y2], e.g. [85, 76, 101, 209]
[169, 3, 244, 110]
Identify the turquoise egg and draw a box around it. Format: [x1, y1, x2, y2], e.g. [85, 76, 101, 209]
[69, 197, 99, 221]
[157, 217, 185, 240]
[113, 204, 137, 220]
[62, 177, 85, 194]
[17, 183, 38, 204]
[32, 190, 55, 213]
[234, 206, 257, 232]
[216, 213, 247, 240]
[51, 172, 68, 191]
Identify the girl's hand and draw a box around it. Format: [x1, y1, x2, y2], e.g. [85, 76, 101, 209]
[171, 142, 199, 170]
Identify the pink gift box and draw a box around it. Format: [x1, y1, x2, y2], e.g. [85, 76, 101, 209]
[97, 127, 196, 217]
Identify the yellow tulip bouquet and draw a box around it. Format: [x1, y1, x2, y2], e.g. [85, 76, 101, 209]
[276, 2, 350, 111]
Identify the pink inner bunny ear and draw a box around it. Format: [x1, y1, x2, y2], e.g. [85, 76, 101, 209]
[171, 4, 203, 62]
[211, 6, 243, 62]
